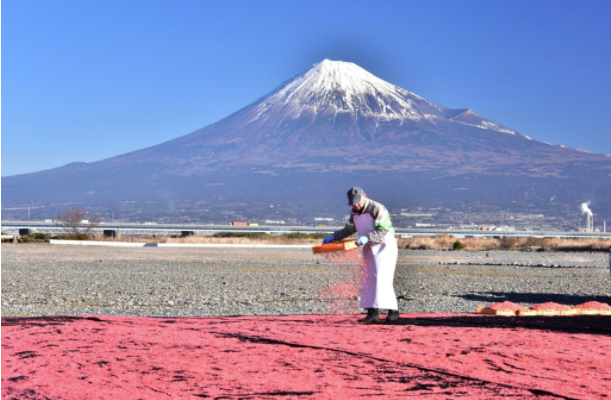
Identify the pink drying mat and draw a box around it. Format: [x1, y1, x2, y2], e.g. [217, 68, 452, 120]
[3, 313, 610, 399]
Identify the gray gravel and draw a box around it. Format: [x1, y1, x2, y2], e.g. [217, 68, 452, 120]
[2, 244, 610, 317]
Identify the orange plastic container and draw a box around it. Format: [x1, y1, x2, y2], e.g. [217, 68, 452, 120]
[312, 239, 359, 254]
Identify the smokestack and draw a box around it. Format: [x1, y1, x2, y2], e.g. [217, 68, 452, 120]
[580, 202, 594, 233]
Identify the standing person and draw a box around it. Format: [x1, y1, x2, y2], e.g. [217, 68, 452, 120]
[322, 187, 400, 324]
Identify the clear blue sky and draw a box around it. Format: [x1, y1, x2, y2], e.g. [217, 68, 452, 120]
[3, 0, 611, 176]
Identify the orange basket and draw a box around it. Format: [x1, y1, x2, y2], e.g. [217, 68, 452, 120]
[312, 239, 359, 254]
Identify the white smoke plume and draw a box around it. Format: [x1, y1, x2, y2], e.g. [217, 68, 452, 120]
[580, 202, 593, 217]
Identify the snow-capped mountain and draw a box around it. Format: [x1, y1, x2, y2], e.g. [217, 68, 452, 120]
[3, 60, 610, 222]
[255, 59, 449, 122]
[103, 59, 588, 172]
[251, 59, 515, 132]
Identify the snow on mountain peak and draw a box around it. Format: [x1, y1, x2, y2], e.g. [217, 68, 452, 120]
[251, 59, 445, 122]
[247, 59, 518, 137]
[303, 59, 398, 98]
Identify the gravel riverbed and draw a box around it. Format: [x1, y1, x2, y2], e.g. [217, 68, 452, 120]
[2, 243, 610, 317]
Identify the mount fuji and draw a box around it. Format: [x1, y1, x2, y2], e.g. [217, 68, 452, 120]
[3, 60, 610, 225]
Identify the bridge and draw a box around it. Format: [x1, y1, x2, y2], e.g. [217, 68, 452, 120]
[2, 220, 610, 239]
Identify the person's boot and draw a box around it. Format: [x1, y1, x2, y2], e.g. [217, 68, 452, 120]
[359, 308, 381, 324]
[386, 309, 400, 324]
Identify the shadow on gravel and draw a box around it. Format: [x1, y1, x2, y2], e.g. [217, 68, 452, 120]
[456, 292, 611, 306]
[390, 315, 611, 336]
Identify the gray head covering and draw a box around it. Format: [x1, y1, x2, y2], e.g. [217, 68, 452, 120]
[347, 187, 364, 206]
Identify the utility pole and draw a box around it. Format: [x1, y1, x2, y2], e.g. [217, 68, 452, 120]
[27, 205, 30, 227]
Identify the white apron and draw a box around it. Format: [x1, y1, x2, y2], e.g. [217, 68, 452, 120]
[354, 213, 398, 310]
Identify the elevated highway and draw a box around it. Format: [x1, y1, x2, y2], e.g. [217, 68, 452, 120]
[2, 220, 610, 239]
